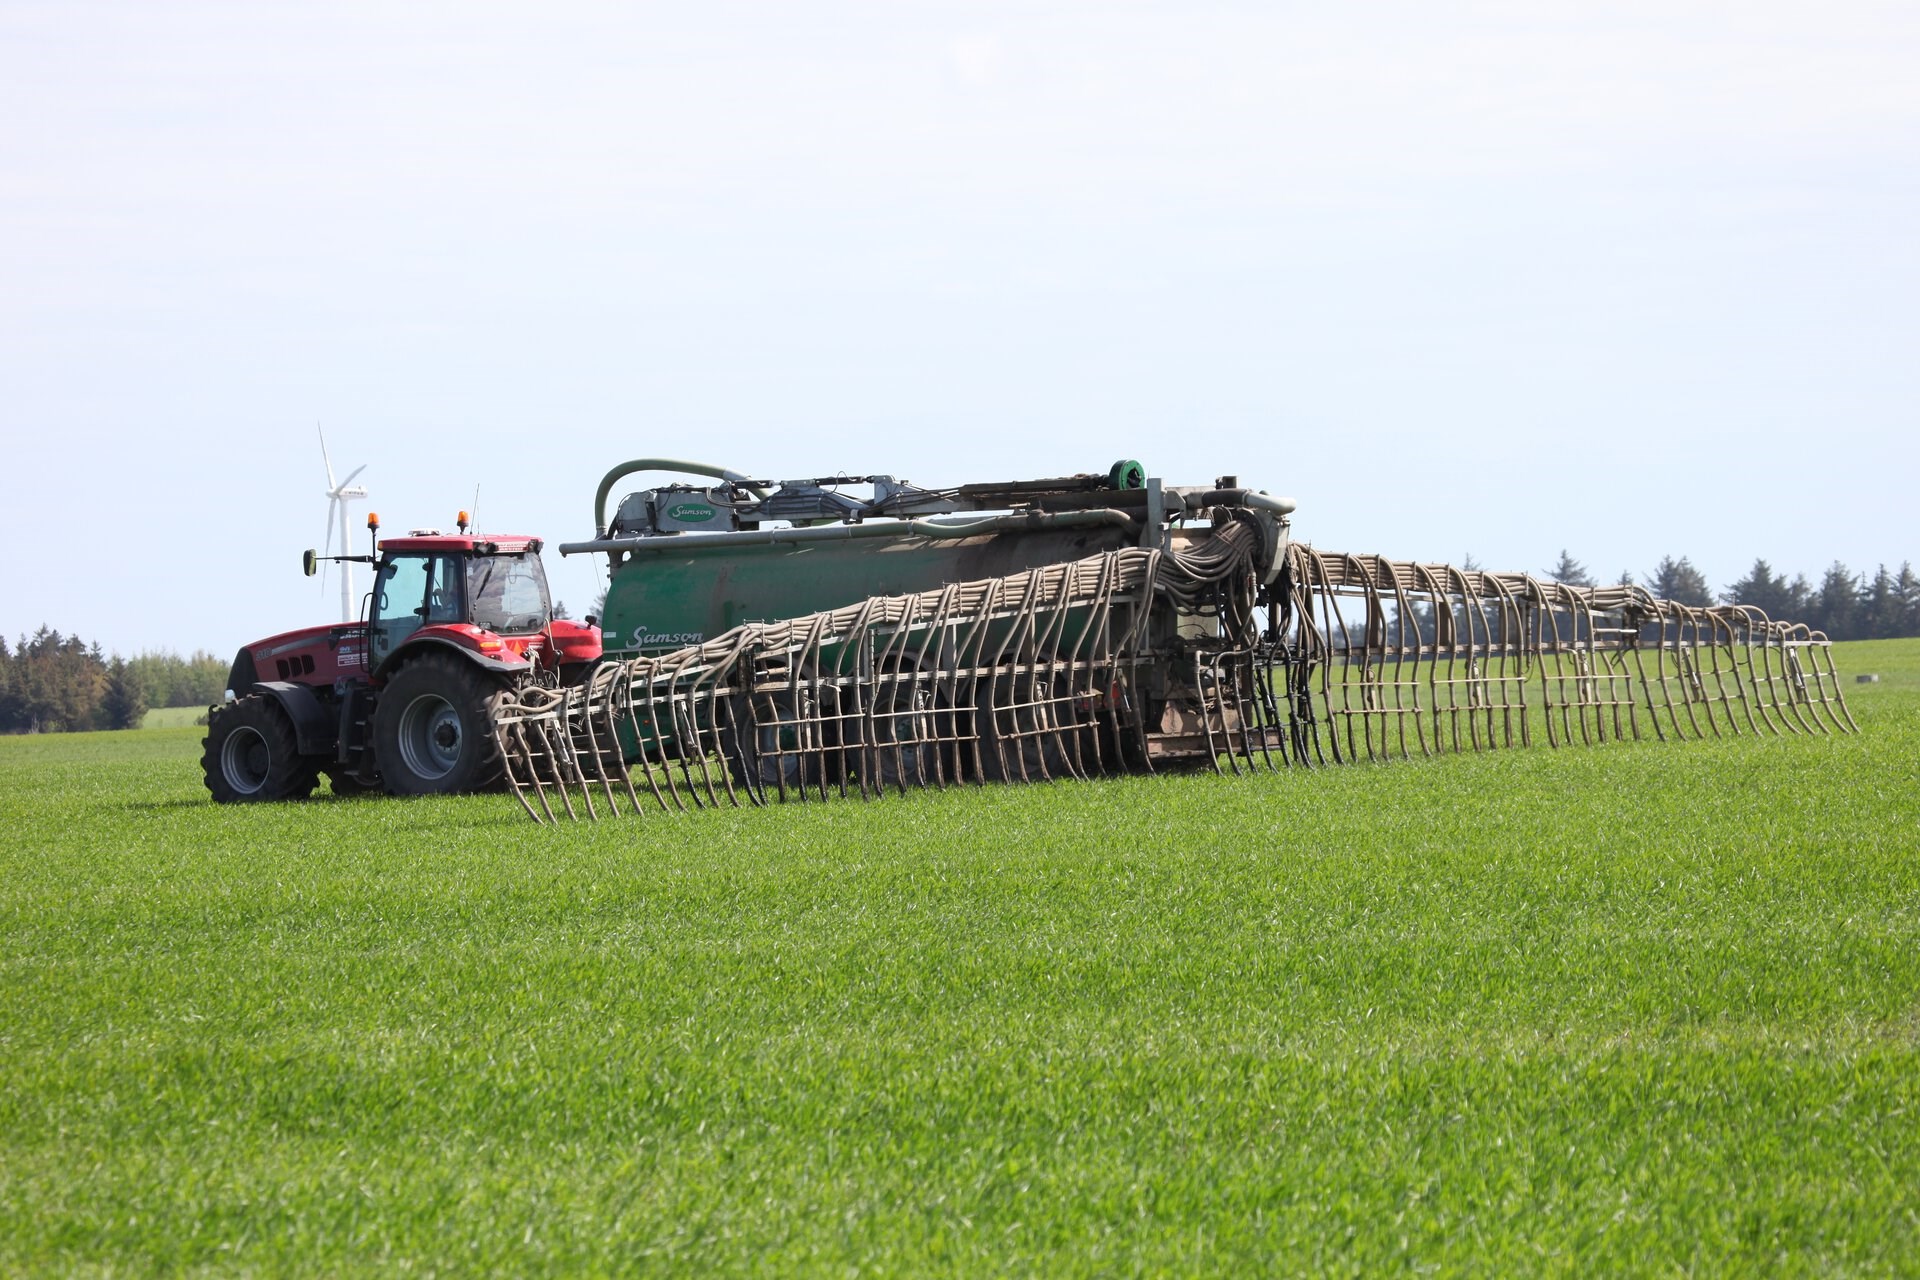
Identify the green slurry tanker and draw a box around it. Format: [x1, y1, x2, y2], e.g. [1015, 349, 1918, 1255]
[481, 459, 1855, 823]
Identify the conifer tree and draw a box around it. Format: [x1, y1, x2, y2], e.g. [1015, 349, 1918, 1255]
[101, 658, 148, 730]
[1547, 550, 1594, 588]
[1812, 562, 1860, 639]
[1646, 556, 1713, 607]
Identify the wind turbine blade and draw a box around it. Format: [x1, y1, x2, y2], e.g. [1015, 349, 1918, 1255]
[339, 463, 367, 491]
[318, 423, 337, 489]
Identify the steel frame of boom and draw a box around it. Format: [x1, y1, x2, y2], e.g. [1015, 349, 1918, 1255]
[494, 535, 1855, 824]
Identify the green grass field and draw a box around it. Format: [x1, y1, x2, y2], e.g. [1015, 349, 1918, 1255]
[138, 705, 206, 730]
[3, 640, 1916, 1275]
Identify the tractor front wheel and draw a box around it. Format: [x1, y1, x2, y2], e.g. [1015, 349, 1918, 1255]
[373, 654, 509, 796]
[202, 696, 319, 803]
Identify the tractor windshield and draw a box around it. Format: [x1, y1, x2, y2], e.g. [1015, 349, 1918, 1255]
[370, 553, 465, 664]
[466, 553, 551, 634]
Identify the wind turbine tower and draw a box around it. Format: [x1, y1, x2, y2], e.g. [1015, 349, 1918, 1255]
[318, 427, 369, 623]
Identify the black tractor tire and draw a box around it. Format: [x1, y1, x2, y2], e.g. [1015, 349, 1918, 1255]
[202, 696, 320, 803]
[372, 653, 510, 796]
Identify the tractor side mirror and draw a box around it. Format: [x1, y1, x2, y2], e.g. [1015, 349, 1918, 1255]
[302, 549, 318, 577]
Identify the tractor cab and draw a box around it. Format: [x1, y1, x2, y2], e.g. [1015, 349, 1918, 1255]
[367, 534, 554, 668]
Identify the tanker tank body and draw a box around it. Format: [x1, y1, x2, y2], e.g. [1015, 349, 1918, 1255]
[557, 458, 1281, 663]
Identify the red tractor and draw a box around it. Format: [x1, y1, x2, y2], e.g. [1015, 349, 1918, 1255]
[202, 515, 602, 802]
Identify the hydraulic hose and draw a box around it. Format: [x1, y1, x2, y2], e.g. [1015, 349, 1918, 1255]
[1185, 488, 1297, 516]
[592, 459, 769, 538]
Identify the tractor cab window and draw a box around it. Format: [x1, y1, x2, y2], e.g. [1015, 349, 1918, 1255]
[467, 553, 551, 634]
[423, 557, 463, 623]
[370, 554, 464, 662]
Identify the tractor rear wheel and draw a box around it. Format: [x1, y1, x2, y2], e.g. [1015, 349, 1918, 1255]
[202, 696, 320, 803]
[373, 654, 510, 795]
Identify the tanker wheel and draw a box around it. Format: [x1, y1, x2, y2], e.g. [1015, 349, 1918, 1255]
[869, 660, 941, 789]
[737, 683, 843, 793]
[202, 696, 319, 803]
[373, 654, 510, 796]
[976, 659, 1079, 784]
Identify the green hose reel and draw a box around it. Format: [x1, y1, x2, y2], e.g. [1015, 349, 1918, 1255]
[1107, 459, 1146, 491]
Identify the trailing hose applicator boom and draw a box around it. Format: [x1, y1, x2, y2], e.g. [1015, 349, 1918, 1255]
[491, 459, 1853, 823]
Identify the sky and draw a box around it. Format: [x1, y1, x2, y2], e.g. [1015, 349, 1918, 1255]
[4, 0, 1916, 658]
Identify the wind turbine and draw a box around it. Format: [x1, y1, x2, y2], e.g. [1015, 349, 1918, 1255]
[318, 426, 369, 623]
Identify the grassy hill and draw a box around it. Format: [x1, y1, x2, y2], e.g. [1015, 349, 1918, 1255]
[2, 640, 1915, 1274]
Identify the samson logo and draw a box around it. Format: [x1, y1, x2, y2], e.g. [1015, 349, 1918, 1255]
[665, 502, 716, 523]
[630, 628, 706, 650]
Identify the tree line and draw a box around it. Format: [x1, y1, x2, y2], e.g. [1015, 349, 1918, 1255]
[0, 629, 228, 733]
[1543, 551, 1920, 641]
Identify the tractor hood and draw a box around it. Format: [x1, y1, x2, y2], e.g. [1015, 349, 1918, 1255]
[228, 622, 369, 694]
